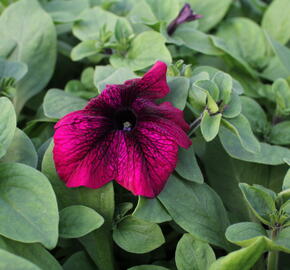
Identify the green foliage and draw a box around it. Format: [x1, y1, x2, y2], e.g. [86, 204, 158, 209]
[1, 0, 290, 269]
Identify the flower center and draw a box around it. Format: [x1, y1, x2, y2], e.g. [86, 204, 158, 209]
[114, 109, 136, 131]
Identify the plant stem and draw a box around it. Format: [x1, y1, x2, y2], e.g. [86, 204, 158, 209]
[267, 229, 279, 270]
[267, 251, 279, 270]
[188, 115, 202, 137]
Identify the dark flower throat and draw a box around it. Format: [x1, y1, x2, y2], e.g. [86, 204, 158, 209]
[114, 109, 137, 131]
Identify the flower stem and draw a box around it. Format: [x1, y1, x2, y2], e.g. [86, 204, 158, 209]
[188, 115, 202, 137]
[267, 251, 278, 270]
[267, 228, 279, 270]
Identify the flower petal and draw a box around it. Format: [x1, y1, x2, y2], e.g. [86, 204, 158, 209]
[53, 110, 119, 188]
[125, 61, 170, 100]
[115, 122, 181, 197]
[132, 99, 191, 148]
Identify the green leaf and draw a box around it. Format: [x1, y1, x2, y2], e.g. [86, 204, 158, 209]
[42, 143, 115, 270]
[0, 163, 58, 249]
[182, 0, 232, 32]
[0, 249, 40, 270]
[0, 97, 16, 159]
[96, 67, 136, 92]
[0, 58, 27, 81]
[175, 233, 216, 270]
[59, 205, 104, 238]
[272, 78, 290, 116]
[274, 227, 290, 252]
[0, 0, 57, 113]
[262, 0, 290, 44]
[282, 169, 290, 190]
[43, 89, 87, 119]
[195, 80, 219, 101]
[114, 17, 133, 42]
[129, 0, 179, 25]
[209, 238, 267, 270]
[269, 121, 290, 145]
[216, 17, 267, 70]
[63, 251, 95, 270]
[161, 77, 189, 110]
[158, 175, 230, 250]
[113, 216, 165, 254]
[266, 34, 290, 74]
[201, 111, 222, 142]
[133, 197, 171, 223]
[219, 124, 290, 165]
[110, 31, 171, 71]
[41, 0, 89, 23]
[128, 266, 169, 270]
[192, 66, 244, 95]
[222, 92, 242, 119]
[72, 6, 118, 41]
[71, 40, 99, 61]
[213, 71, 232, 104]
[226, 222, 267, 247]
[211, 37, 257, 78]
[239, 183, 276, 225]
[240, 96, 268, 134]
[0, 128, 38, 168]
[221, 115, 260, 154]
[169, 25, 222, 56]
[175, 144, 204, 184]
[0, 236, 62, 270]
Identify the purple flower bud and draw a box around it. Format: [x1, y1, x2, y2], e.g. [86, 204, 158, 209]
[167, 3, 202, 36]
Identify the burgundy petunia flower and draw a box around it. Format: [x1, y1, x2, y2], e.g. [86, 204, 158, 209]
[53, 62, 191, 198]
[167, 3, 202, 36]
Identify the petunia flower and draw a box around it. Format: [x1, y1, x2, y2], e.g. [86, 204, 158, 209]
[167, 3, 202, 36]
[53, 61, 191, 198]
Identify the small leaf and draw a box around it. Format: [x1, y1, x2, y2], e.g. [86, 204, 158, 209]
[226, 222, 267, 247]
[262, 0, 290, 44]
[212, 71, 232, 104]
[72, 7, 117, 41]
[113, 216, 165, 254]
[219, 126, 290, 165]
[96, 67, 137, 92]
[0, 97, 16, 159]
[195, 80, 219, 101]
[59, 205, 104, 239]
[269, 121, 290, 145]
[133, 197, 171, 223]
[0, 128, 38, 168]
[239, 183, 276, 225]
[161, 77, 189, 110]
[201, 110, 222, 142]
[71, 40, 99, 61]
[175, 234, 216, 270]
[240, 96, 268, 134]
[0, 236, 62, 270]
[0, 249, 40, 270]
[175, 144, 204, 184]
[129, 0, 179, 25]
[221, 115, 260, 154]
[114, 18, 133, 42]
[43, 89, 87, 119]
[282, 169, 290, 190]
[0, 58, 27, 81]
[222, 92, 242, 119]
[63, 251, 95, 270]
[209, 238, 267, 270]
[110, 31, 171, 71]
[158, 175, 230, 250]
[0, 163, 59, 249]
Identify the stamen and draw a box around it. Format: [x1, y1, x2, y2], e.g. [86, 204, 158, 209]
[123, 121, 132, 131]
